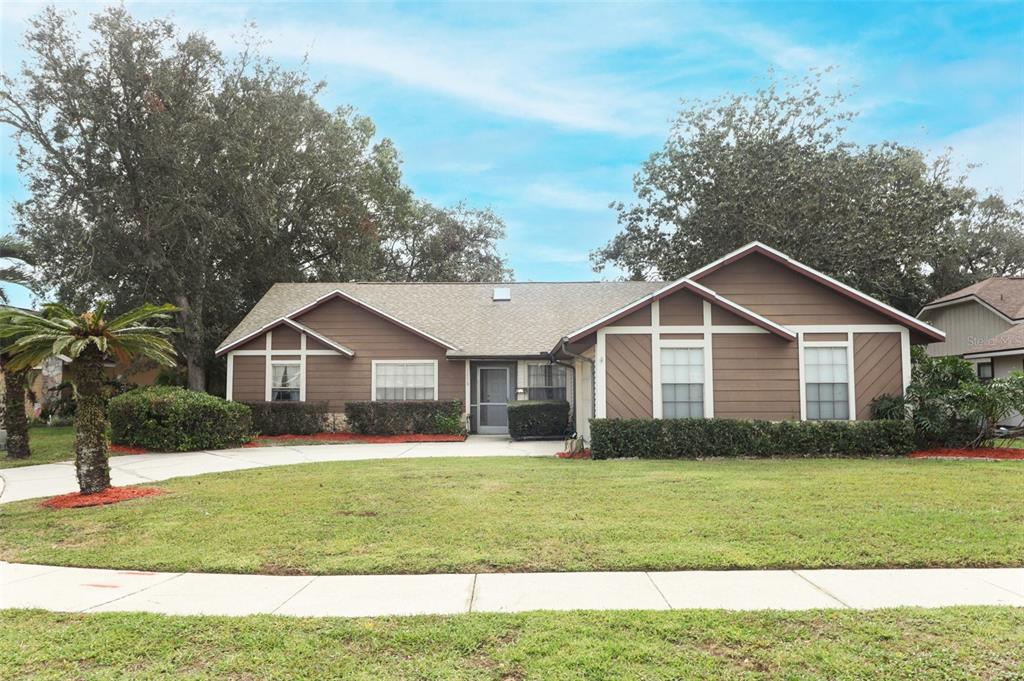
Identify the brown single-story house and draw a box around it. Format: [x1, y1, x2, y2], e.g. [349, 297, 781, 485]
[217, 242, 944, 438]
[919, 276, 1024, 426]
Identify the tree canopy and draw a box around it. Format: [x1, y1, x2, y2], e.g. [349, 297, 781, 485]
[1, 7, 510, 391]
[592, 70, 1024, 313]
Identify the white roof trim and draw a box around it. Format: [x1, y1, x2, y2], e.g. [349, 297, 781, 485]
[215, 288, 459, 356]
[688, 241, 946, 340]
[919, 295, 1019, 324]
[963, 347, 1024, 359]
[282, 319, 354, 356]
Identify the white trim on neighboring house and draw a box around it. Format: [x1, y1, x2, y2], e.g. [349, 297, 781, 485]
[919, 296, 1019, 325]
[963, 347, 1024, 360]
[686, 241, 946, 341]
[370, 359, 440, 402]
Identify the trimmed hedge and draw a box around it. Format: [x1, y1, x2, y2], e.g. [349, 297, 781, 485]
[507, 400, 570, 440]
[590, 418, 915, 459]
[109, 387, 252, 452]
[242, 401, 328, 436]
[345, 400, 465, 435]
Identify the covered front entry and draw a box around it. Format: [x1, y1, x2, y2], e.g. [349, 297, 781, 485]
[469, 361, 518, 434]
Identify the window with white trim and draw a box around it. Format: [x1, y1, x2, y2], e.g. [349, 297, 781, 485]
[374, 362, 436, 401]
[661, 348, 704, 418]
[804, 347, 849, 420]
[527, 363, 567, 401]
[271, 362, 301, 401]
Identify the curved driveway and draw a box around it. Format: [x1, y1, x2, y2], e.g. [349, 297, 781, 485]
[0, 436, 561, 504]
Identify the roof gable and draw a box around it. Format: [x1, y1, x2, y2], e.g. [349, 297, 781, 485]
[922, 278, 1024, 322]
[689, 242, 945, 342]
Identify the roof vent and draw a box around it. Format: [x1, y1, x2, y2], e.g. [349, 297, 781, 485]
[492, 287, 511, 301]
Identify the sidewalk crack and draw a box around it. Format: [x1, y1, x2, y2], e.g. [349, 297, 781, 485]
[271, 576, 318, 614]
[81, 571, 184, 613]
[468, 574, 479, 613]
[792, 570, 850, 608]
[644, 572, 673, 609]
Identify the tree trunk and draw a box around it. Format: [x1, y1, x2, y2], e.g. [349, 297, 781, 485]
[175, 293, 207, 392]
[3, 362, 31, 459]
[71, 350, 110, 494]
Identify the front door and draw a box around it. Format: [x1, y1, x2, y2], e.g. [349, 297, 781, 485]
[477, 366, 510, 434]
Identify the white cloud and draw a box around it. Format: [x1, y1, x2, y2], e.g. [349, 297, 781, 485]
[939, 113, 1024, 199]
[522, 182, 617, 213]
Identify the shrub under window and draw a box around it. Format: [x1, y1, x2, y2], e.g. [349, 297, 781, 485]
[507, 400, 570, 440]
[243, 400, 328, 435]
[345, 399, 465, 435]
[589, 417, 914, 459]
[109, 387, 252, 451]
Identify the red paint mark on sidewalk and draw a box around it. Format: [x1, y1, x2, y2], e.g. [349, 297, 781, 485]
[82, 583, 121, 589]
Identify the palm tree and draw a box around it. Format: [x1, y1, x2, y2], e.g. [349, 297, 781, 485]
[1, 234, 36, 459]
[0, 302, 178, 493]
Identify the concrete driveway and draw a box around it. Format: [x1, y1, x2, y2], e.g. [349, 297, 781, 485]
[0, 436, 562, 504]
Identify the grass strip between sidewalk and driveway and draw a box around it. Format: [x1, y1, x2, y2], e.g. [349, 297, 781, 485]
[2, 607, 1022, 680]
[1, 457, 1021, 575]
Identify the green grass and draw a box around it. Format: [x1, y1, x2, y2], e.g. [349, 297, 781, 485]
[2, 608, 1022, 680]
[0, 426, 74, 469]
[2, 457, 1022, 574]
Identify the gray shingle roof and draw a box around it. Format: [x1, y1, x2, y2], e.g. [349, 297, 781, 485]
[219, 281, 665, 356]
[926, 278, 1024, 320]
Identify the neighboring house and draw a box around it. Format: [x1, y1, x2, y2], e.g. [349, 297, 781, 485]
[919, 277, 1024, 426]
[219, 242, 943, 439]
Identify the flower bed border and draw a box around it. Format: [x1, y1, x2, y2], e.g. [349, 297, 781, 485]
[910, 447, 1024, 460]
[41, 487, 165, 509]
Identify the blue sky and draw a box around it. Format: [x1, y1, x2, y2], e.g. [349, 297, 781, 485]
[1, 1, 1022, 308]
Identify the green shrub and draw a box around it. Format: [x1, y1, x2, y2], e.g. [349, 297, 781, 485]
[344, 400, 465, 435]
[109, 386, 252, 451]
[870, 393, 907, 420]
[242, 401, 328, 436]
[507, 400, 571, 440]
[590, 418, 915, 459]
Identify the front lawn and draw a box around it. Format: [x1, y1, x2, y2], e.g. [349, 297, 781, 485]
[0, 426, 74, 469]
[2, 608, 1022, 680]
[2, 457, 1021, 574]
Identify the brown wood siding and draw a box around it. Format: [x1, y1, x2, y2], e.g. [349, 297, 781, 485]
[306, 336, 330, 351]
[271, 326, 301, 350]
[699, 253, 891, 326]
[711, 306, 754, 326]
[854, 333, 903, 420]
[660, 290, 703, 325]
[605, 334, 653, 418]
[806, 333, 847, 341]
[712, 333, 799, 420]
[661, 333, 703, 340]
[294, 297, 464, 412]
[237, 335, 265, 351]
[611, 306, 651, 326]
[233, 356, 266, 401]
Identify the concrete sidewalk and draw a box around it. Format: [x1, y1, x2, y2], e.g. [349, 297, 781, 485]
[0, 436, 561, 504]
[3, 562, 1021, 616]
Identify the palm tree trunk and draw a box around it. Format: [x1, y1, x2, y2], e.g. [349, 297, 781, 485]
[3, 362, 31, 459]
[71, 350, 110, 493]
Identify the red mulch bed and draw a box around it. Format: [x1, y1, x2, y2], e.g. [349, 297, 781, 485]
[244, 432, 467, 447]
[557, 448, 591, 459]
[910, 447, 1024, 460]
[41, 486, 165, 509]
[109, 444, 149, 455]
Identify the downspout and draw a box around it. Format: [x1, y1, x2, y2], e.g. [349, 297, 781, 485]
[554, 338, 594, 440]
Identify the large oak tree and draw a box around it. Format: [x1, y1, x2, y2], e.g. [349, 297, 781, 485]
[593, 71, 1023, 312]
[1, 7, 509, 391]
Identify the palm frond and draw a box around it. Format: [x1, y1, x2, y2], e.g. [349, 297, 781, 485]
[107, 303, 179, 332]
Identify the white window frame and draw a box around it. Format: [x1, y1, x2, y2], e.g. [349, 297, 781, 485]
[801, 340, 854, 421]
[371, 359, 439, 402]
[659, 343, 707, 419]
[269, 360, 303, 402]
[524, 361, 568, 401]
